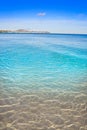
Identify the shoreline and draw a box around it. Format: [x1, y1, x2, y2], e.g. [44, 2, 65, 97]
[0, 32, 87, 35]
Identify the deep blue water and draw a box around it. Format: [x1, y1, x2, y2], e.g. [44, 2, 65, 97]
[0, 34, 87, 93]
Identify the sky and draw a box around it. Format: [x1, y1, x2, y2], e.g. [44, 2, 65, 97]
[0, 0, 87, 33]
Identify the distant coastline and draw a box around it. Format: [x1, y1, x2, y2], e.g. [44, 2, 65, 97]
[0, 29, 50, 34]
[0, 29, 87, 35]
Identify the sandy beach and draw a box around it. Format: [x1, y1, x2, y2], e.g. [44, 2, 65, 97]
[0, 88, 87, 130]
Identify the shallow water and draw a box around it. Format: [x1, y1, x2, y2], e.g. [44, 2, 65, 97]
[0, 34, 87, 130]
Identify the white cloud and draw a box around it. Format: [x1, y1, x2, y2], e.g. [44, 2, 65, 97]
[37, 12, 46, 16]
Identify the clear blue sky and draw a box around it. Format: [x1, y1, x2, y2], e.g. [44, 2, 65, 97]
[0, 0, 87, 33]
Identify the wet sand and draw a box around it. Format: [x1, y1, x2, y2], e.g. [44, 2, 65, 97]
[0, 89, 87, 130]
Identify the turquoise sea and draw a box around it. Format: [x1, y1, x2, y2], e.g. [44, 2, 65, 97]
[0, 34, 87, 130]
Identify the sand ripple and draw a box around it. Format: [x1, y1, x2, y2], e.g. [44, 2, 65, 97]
[0, 90, 87, 130]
